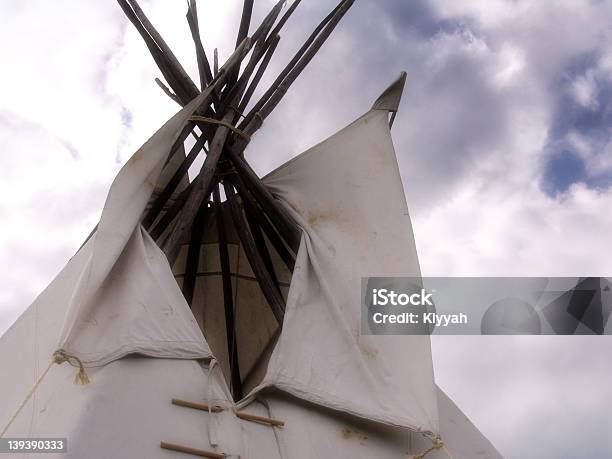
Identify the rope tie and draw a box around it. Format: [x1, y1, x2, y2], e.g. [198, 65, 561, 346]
[0, 360, 54, 438]
[189, 116, 251, 142]
[53, 349, 90, 385]
[0, 349, 89, 437]
[206, 359, 219, 447]
[413, 433, 451, 459]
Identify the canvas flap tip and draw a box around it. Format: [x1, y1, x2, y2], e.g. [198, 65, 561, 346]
[371, 71, 407, 112]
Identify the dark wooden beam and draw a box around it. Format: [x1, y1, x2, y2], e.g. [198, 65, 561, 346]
[161, 123, 195, 169]
[212, 186, 242, 400]
[225, 147, 301, 253]
[228, 171, 295, 272]
[125, 0, 200, 100]
[235, 0, 254, 48]
[244, 200, 281, 294]
[267, 0, 302, 42]
[249, 0, 285, 45]
[237, 34, 280, 119]
[213, 48, 219, 77]
[186, 0, 213, 89]
[118, 0, 193, 104]
[239, 0, 352, 133]
[162, 110, 236, 264]
[241, 0, 355, 138]
[149, 184, 192, 241]
[117, 0, 187, 103]
[182, 202, 208, 306]
[144, 35, 253, 240]
[160, 27, 257, 261]
[220, 1, 285, 114]
[155, 77, 182, 105]
[228, 0, 254, 88]
[143, 135, 207, 229]
[221, 35, 279, 117]
[224, 182, 285, 324]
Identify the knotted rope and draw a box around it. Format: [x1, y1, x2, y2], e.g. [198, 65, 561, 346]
[412, 432, 452, 459]
[53, 349, 90, 386]
[189, 116, 251, 142]
[0, 350, 89, 438]
[0, 359, 53, 438]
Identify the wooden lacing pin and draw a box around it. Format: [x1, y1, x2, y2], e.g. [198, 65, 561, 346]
[172, 398, 224, 413]
[160, 441, 225, 459]
[235, 411, 285, 427]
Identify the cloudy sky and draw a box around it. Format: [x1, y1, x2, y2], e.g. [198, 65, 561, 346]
[2, 0, 612, 457]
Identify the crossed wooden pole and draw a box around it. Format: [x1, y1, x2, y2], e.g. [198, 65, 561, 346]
[117, 0, 355, 400]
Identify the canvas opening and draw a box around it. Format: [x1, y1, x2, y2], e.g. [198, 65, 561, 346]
[169, 200, 291, 399]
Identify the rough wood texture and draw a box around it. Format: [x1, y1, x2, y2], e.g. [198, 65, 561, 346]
[239, 0, 350, 131]
[225, 147, 301, 252]
[213, 186, 242, 400]
[224, 182, 285, 324]
[155, 77, 181, 105]
[235, 0, 254, 47]
[116, 0, 357, 348]
[237, 34, 280, 117]
[213, 48, 219, 77]
[245, 201, 281, 293]
[241, 0, 355, 138]
[222, 1, 285, 113]
[171, 398, 223, 413]
[158, 34, 256, 261]
[143, 135, 206, 229]
[266, 0, 302, 46]
[229, 171, 295, 272]
[119, 0, 199, 103]
[162, 111, 236, 264]
[160, 442, 224, 459]
[249, 0, 285, 45]
[235, 411, 285, 427]
[117, 0, 180, 97]
[146, 35, 253, 242]
[182, 203, 207, 306]
[228, 0, 254, 87]
[222, 36, 275, 115]
[186, 0, 213, 89]
[149, 184, 192, 241]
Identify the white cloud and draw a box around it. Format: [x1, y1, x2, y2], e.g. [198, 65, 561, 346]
[565, 131, 612, 179]
[2, 1, 612, 458]
[433, 335, 612, 459]
[570, 69, 599, 109]
[493, 43, 526, 87]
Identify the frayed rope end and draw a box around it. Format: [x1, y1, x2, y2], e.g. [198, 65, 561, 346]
[412, 433, 448, 459]
[53, 349, 91, 386]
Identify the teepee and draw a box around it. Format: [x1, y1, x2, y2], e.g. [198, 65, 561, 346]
[0, 1, 501, 458]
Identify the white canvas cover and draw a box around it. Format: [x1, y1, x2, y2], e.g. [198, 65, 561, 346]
[248, 107, 439, 434]
[0, 78, 501, 458]
[57, 91, 212, 366]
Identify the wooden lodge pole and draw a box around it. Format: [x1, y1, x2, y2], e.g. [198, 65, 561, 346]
[224, 182, 285, 324]
[212, 185, 242, 400]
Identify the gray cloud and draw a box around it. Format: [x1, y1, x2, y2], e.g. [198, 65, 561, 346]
[433, 336, 612, 458]
[2, 2, 612, 458]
